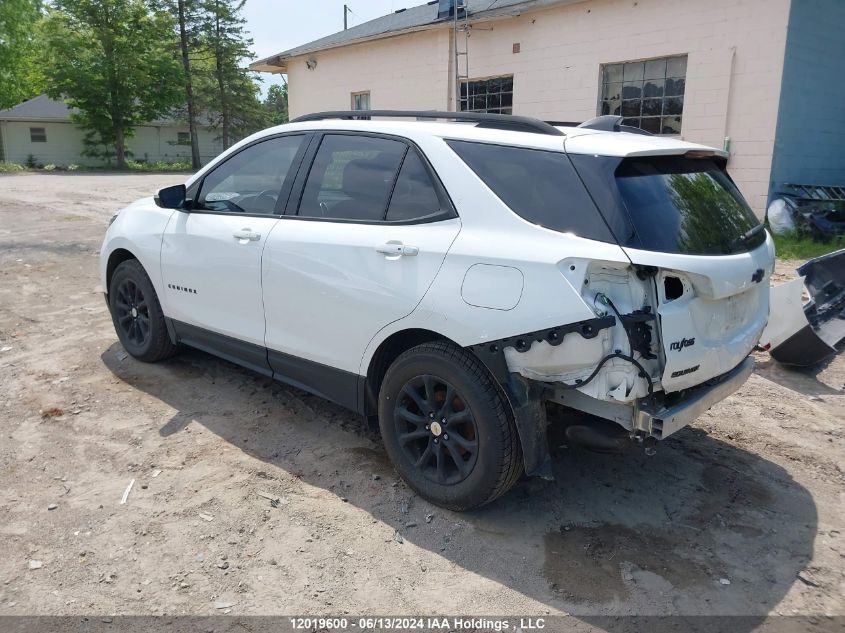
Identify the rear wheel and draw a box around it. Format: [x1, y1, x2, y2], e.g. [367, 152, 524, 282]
[378, 341, 523, 510]
[109, 259, 176, 362]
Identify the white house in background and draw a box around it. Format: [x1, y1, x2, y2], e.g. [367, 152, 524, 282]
[0, 95, 224, 167]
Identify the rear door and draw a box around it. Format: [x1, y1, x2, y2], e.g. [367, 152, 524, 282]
[262, 132, 460, 400]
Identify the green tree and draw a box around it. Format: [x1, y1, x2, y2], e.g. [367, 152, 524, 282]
[264, 82, 288, 126]
[42, 0, 183, 168]
[153, 0, 202, 168]
[0, 0, 45, 109]
[197, 0, 265, 148]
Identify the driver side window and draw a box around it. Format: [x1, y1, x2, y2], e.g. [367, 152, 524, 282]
[197, 135, 306, 215]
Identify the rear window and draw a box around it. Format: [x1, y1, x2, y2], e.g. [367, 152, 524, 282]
[614, 156, 764, 255]
[447, 140, 616, 242]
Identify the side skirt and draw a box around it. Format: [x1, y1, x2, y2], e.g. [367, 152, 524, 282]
[171, 320, 273, 377]
[267, 349, 361, 413]
[169, 319, 362, 413]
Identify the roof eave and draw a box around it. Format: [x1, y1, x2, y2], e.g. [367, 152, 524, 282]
[250, 21, 446, 73]
[251, 56, 288, 73]
[249, 0, 580, 73]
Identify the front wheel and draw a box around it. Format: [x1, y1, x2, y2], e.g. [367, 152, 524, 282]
[108, 259, 176, 363]
[378, 341, 523, 511]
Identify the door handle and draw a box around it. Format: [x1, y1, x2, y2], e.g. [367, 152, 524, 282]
[376, 241, 419, 257]
[233, 228, 261, 242]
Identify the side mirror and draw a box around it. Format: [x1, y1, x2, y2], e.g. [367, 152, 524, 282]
[154, 184, 187, 209]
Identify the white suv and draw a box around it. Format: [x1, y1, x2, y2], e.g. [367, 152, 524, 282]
[101, 111, 774, 510]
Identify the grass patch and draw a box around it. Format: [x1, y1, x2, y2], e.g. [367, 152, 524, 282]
[0, 161, 191, 173]
[772, 231, 845, 260]
[126, 160, 192, 172]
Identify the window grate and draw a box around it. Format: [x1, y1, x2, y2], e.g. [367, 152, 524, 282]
[599, 55, 687, 135]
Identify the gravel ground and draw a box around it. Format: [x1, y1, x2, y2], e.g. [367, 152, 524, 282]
[0, 172, 843, 621]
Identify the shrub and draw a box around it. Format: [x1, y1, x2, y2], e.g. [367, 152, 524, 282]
[0, 162, 26, 173]
[771, 230, 845, 261]
[126, 159, 192, 172]
[43, 163, 57, 171]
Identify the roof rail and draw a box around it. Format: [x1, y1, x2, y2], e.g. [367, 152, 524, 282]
[578, 115, 654, 136]
[291, 110, 565, 136]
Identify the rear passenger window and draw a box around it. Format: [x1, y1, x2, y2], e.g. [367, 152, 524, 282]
[447, 140, 616, 242]
[298, 135, 405, 221]
[385, 150, 442, 222]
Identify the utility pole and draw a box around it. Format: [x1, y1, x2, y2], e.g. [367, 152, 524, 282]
[344, 4, 350, 30]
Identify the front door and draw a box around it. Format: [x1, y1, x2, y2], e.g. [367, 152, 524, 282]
[262, 133, 461, 403]
[160, 133, 309, 373]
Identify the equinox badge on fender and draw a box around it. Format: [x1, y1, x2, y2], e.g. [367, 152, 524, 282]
[669, 337, 695, 352]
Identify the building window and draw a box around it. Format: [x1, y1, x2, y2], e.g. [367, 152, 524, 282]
[30, 127, 47, 143]
[177, 132, 191, 145]
[351, 91, 370, 120]
[460, 76, 513, 114]
[599, 55, 687, 135]
[351, 91, 370, 111]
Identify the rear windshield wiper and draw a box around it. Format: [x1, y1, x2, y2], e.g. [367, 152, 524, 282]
[732, 224, 764, 249]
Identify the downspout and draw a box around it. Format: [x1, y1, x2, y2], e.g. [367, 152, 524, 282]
[447, 26, 455, 110]
[722, 46, 737, 158]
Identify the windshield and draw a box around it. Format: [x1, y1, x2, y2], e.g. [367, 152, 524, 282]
[614, 156, 764, 255]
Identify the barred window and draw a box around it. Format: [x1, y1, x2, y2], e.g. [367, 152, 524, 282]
[599, 55, 687, 135]
[459, 76, 513, 114]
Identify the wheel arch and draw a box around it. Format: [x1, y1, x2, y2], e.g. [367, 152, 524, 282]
[361, 328, 457, 417]
[362, 326, 551, 480]
[105, 248, 139, 296]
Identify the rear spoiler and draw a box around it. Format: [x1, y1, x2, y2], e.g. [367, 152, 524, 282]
[577, 115, 654, 136]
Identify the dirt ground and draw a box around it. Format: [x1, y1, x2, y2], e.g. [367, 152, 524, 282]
[0, 172, 843, 622]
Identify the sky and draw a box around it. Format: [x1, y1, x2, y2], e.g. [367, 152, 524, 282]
[243, 0, 419, 96]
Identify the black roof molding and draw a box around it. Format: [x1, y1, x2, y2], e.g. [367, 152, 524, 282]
[578, 115, 654, 136]
[292, 110, 566, 136]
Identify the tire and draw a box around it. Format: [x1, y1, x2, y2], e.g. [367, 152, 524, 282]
[378, 341, 523, 511]
[108, 259, 177, 363]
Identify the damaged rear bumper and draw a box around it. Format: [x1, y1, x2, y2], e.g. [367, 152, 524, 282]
[635, 356, 754, 439]
[765, 248, 845, 367]
[772, 249, 845, 367]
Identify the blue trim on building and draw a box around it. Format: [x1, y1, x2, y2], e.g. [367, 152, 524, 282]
[769, 0, 845, 205]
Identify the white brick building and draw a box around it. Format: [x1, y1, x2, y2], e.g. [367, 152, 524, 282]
[252, 0, 845, 217]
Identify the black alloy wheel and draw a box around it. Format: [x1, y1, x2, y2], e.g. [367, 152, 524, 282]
[378, 341, 523, 511]
[108, 259, 177, 362]
[394, 374, 479, 485]
[114, 278, 151, 349]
